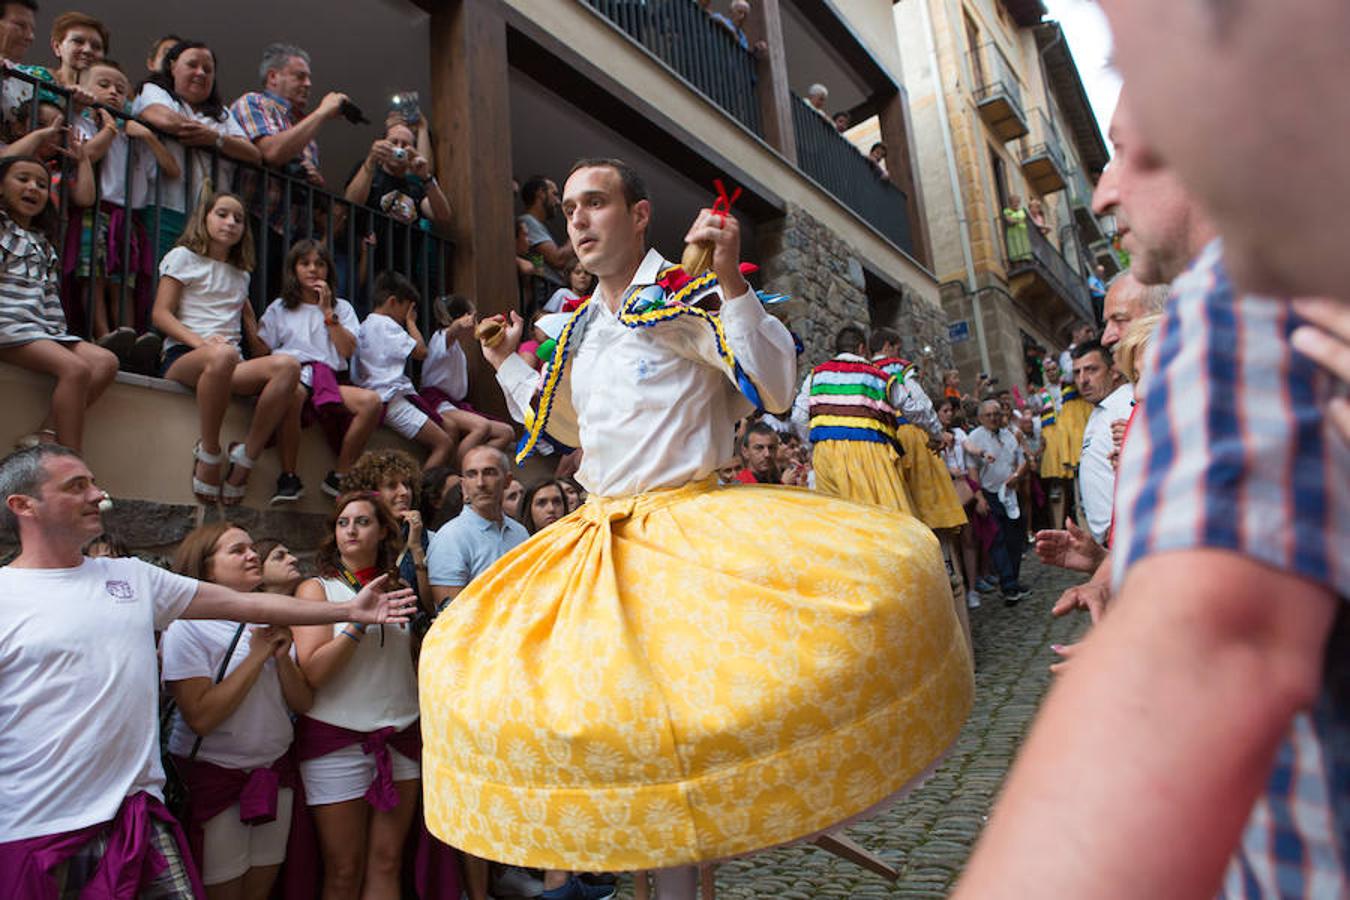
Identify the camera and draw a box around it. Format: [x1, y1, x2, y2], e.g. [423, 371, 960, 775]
[338, 99, 369, 125]
[390, 147, 408, 161]
[390, 91, 422, 126]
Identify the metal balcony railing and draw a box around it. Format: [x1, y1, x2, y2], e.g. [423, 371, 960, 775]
[790, 92, 914, 254]
[583, 0, 762, 136]
[0, 66, 453, 340]
[1019, 108, 1069, 190]
[969, 41, 1028, 140]
[999, 212, 1094, 322]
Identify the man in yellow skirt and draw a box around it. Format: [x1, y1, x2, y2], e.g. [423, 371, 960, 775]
[869, 329, 969, 533]
[418, 158, 973, 898]
[790, 324, 915, 514]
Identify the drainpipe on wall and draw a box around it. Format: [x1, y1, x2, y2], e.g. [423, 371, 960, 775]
[920, 0, 992, 375]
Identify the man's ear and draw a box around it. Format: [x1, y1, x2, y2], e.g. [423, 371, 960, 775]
[632, 198, 652, 234]
[6, 492, 35, 521]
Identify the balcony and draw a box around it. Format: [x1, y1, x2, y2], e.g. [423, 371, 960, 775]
[969, 42, 1029, 142]
[581, 0, 762, 136]
[791, 92, 914, 254]
[1067, 167, 1106, 244]
[1019, 109, 1069, 195]
[999, 213, 1094, 325]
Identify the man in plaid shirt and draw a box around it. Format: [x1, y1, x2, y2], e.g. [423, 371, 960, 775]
[955, 1, 1350, 896]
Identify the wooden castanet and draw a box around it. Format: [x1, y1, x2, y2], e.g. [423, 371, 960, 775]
[475, 316, 505, 348]
[681, 240, 714, 277]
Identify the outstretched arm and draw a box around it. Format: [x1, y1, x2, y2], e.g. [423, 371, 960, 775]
[183, 573, 416, 626]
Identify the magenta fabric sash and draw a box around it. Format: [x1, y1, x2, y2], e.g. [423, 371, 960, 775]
[175, 753, 298, 871]
[294, 717, 420, 812]
[417, 386, 452, 414]
[0, 791, 206, 900]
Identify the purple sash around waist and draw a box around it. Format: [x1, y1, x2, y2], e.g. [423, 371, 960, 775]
[0, 791, 206, 900]
[294, 716, 420, 813]
[175, 752, 299, 871]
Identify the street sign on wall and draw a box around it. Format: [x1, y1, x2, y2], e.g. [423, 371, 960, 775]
[948, 320, 970, 344]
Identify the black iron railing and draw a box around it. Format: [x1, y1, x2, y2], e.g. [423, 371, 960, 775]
[970, 41, 1026, 124]
[0, 66, 453, 340]
[1000, 213, 1094, 322]
[583, 0, 762, 136]
[1020, 108, 1069, 184]
[790, 91, 914, 254]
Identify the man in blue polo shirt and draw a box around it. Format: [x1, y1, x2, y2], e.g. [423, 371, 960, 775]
[427, 445, 528, 613]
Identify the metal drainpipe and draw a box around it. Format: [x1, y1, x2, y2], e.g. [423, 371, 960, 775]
[920, 0, 992, 375]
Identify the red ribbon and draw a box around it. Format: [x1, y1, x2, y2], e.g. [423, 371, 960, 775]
[712, 178, 742, 226]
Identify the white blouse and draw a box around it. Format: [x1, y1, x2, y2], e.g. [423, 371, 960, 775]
[497, 249, 797, 498]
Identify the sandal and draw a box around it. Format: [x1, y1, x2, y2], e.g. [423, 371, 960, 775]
[191, 441, 224, 505]
[221, 442, 256, 506]
[14, 429, 58, 450]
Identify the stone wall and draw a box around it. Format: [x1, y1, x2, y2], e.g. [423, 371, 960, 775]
[757, 202, 952, 395]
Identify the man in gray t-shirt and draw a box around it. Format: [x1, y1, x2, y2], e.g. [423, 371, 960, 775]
[964, 400, 1028, 603]
[518, 175, 574, 286]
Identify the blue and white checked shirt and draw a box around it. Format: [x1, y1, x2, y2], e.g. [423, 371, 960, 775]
[1113, 240, 1350, 898]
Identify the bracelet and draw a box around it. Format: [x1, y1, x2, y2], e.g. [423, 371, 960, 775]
[215, 132, 224, 150]
[338, 628, 362, 644]
[324, 314, 340, 326]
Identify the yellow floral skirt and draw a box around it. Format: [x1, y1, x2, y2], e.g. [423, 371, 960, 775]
[812, 439, 915, 516]
[894, 424, 968, 530]
[1057, 398, 1093, 470]
[419, 479, 973, 871]
[1040, 421, 1069, 479]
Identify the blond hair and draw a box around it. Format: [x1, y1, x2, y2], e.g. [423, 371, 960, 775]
[1115, 312, 1163, 386]
[176, 190, 255, 272]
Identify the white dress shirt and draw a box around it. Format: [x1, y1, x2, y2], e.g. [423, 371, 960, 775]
[1079, 382, 1135, 544]
[496, 249, 797, 498]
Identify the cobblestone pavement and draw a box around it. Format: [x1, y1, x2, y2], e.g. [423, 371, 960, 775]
[613, 558, 1088, 899]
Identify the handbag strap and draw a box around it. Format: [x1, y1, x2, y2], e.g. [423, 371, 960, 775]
[185, 623, 249, 761]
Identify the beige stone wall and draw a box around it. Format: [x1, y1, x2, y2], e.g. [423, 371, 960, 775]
[831, 0, 905, 79]
[508, 0, 939, 305]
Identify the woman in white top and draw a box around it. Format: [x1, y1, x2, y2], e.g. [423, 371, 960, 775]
[293, 492, 420, 900]
[152, 191, 303, 506]
[938, 396, 983, 611]
[257, 240, 382, 500]
[132, 40, 259, 258]
[421, 293, 515, 463]
[162, 521, 313, 898]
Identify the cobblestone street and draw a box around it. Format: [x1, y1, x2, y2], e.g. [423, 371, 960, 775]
[615, 558, 1088, 899]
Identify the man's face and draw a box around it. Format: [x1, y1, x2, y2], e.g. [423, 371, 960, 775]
[562, 166, 650, 281]
[53, 25, 103, 73]
[9, 456, 106, 543]
[384, 124, 414, 176]
[1043, 359, 1061, 384]
[744, 432, 780, 477]
[977, 405, 1001, 432]
[998, 392, 1013, 416]
[1074, 350, 1117, 405]
[1100, 272, 1147, 349]
[1091, 95, 1208, 286]
[461, 448, 507, 517]
[0, 4, 35, 61]
[1099, 0, 1349, 297]
[269, 55, 312, 110]
[544, 179, 561, 218]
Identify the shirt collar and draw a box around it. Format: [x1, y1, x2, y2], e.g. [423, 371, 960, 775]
[836, 352, 868, 363]
[262, 90, 295, 113]
[593, 248, 669, 317]
[460, 505, 507, 531]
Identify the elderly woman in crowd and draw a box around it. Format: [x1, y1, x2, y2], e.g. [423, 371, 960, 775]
[161, 522, 312, 900]
[254, 537, 305, 596]
[293, 492, 420, 900]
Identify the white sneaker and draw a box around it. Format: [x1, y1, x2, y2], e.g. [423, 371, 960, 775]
[966, 590, 982, 610]
[495, 866, 546, 898]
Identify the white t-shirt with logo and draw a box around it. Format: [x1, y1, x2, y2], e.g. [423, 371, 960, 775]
[258, 298, 360, 385]
[161, 620, 296, 771]
[159, 246, 250, 351]
[0, 557, 199, 841]
[354, 313, 416, 402]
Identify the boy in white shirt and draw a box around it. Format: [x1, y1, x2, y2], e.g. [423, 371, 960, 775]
[354, 272, 457, 469]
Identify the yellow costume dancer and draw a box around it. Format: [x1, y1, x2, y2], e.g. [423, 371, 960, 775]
[1056, 383, 1093, 471]
[799, 348, 915, 514]
[873, 354, 968, 530]
[420, 174, 971, 877]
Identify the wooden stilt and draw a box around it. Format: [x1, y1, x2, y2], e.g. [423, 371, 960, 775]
[813, 830, 900, 881]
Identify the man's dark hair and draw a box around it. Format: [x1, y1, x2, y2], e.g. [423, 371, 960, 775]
[740, 421, 780, 450]
[520, 175, 551, 208]
[567, 157, 650, 207]
[0, 0, 38, 18]
[1070, 338, 1113, 366]
[147, 33, 184, 60]
[373, 271, 421, 308]
[0, 444, 82, 533]
[868, 327, 903, 356]
[870, 142, 885, 154]
[834, 324, 867, 355]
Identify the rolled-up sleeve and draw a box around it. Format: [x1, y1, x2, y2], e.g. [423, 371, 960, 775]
[719, 288, 797, 415]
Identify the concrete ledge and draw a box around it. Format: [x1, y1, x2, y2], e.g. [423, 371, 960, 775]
[0, 362, 424, 516]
